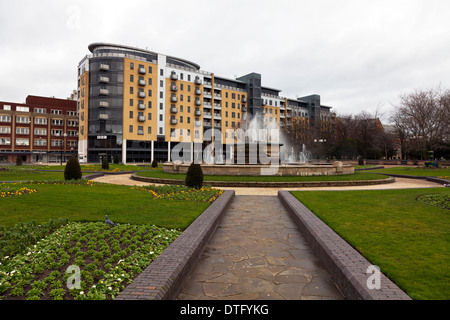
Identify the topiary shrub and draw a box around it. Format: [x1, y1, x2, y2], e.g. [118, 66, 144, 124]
[185, 162, 203, 189]
[102, 158, 109, 170]
[113, 155, 119, 164]
[64, 156, 82, 180]
[151, 159, 158, 168]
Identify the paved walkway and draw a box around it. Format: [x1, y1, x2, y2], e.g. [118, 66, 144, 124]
[177, 195, 344, 300]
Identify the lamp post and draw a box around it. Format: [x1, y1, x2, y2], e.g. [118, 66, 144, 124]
[60, 133, 67, 166]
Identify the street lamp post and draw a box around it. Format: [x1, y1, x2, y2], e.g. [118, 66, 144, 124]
[60, 133, 67, 166]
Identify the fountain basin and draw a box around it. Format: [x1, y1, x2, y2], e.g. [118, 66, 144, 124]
[164, 161, 354, 176]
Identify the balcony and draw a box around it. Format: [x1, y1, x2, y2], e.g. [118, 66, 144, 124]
[138, 79, 146, 86]
[99, 64, 110, 71]
[138, 115, 146, 122]
[203, 121, 212, 127]
[242, 107, 247, 112]
[195, 88, 202, 95]
[194, 76, 202, 85]
[138, 67, 146, 74]
[171, 85, 178, 92]
[138, 103, 146, 110]
[170, 106, 178, 114]
[170, 72, 178, 80]
[213, 94, 222, 100]
[195, 99, 202, 106]
[203, 112, 212, 119]
[203, 91, 212, 98]
[99, 89, 109, 96]
[170, 118, 178, 125]
[171, 95, 178, 103]
[214, 122, 221, 128]
[99, 76, 109, 83]
[99, 101, 109, 108]
[213, 113, 221, 120]
[203, 102, 212, 108]
[99, 114, 109, 120]
[242, 97, 247, 103]
[204, 81, 212, 87]
[138, 91, 146, 98]
[194, 110, 201, 116]
[194, 120, 202, 127]
[214, 103, 221, 110]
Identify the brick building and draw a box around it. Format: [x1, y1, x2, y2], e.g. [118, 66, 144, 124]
[0, 95, 78, 163]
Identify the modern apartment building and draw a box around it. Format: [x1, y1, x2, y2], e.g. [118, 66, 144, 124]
[77, 43, 333, 164]
[0, 95, 78, 163]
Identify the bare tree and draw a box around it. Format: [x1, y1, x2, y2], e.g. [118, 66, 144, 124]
[390, 86, 450, 159]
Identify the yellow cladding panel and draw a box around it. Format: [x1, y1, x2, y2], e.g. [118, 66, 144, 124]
[220, 88, 247, 140]
[79, 71, 89, 140]
[165, 77, 203, 143]
[123, 58, 158, 141]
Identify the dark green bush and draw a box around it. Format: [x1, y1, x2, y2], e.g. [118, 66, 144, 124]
[185, 162, 203, 189]
[151, 159, 158, 168]
[113, 155, 119, 164]
[64, 156, 82, 180]
[102, 158, 109, 170]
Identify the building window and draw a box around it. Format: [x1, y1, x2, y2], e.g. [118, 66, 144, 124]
[34, 108, 46, 113]
[0, 127, 11, 134]
[16, 106, 29, 112]
[16, 127, 30, 135]
[130, 99, 134, 106]
[130, 74, 134, 82]
[16, 138, 30, 146]
[129, 111, 133, 119]
[51, 110, 62, 115]
[0, 137, 11, 145]
[130, 62, 134, 70]
[148, 126, 151, 134]
[129, 125, 133, 133]
[51, 129, 63, 136]
[130, 87, 134, 94]
[34, 118, 48, 125]
[34, 139, 47, 146]
[138, 126, 144, 135]
[51, 119, 64, 126]
[16, 116, 30, 124]
[3, 105, 11, 111]
[51, 140, 62, 147]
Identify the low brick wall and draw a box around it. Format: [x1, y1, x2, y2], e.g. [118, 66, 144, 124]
[131, 173, 395, 188]
[278, 191, 411, 300]
[114, 190, 235, 300]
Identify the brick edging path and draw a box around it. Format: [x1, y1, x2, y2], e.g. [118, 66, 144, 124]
[278, 191, 411, 300]
[115, 190, 235, 300]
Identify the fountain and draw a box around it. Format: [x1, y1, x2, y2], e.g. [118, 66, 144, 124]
[164, 112, 354, 176]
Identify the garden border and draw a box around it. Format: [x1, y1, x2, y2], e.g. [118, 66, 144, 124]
[114, 190, 235, 300]
[278, 190, 411, 300]
[130, 173, 395, 188]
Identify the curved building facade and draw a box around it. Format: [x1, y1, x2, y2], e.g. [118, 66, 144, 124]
[77, 43, 332, 164]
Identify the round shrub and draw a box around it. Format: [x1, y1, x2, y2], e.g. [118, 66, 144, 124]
[151, 159, 158, 168]
[64, 156, 82, 180]
[113, 155, 119, 164]
[185, 162, 203, 189]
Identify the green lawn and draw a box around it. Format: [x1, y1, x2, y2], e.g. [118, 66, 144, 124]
[0, 164, 152, 182]
[291, 188, 450, 300]
[0, 181, 209, 230]
[136, 168, 387, 182]
[367, 166, 450, 178]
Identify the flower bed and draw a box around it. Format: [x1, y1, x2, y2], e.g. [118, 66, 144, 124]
[0, 185, 36, 198]
[0, 221, 180, 300]
[132, 184, 224, 203]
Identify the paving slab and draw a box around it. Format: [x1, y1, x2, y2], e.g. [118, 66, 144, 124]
[177, 195, 344, 300]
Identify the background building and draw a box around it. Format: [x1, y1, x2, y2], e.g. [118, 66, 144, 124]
[77, 43, 333, 164]
[0, 95, 78, 163]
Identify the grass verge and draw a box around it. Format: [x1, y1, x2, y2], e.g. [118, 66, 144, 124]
[291, 188, 450, 300]
[136, 168, 386, 182]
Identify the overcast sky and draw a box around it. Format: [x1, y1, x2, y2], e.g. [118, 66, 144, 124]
[1, 0, 449, 122]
